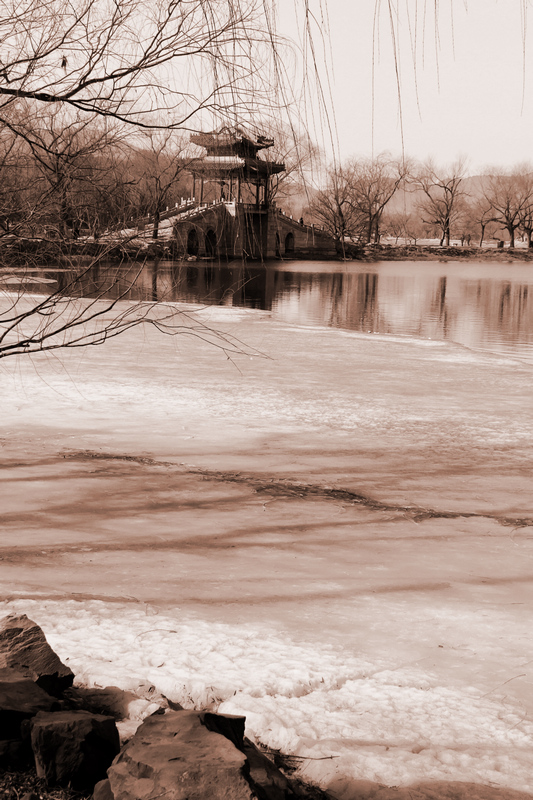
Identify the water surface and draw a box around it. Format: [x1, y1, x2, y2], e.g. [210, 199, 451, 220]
[10, 258, 533, 362]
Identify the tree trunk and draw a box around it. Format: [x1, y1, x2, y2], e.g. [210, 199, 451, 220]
[60, 190, 70, 238]
[479, 223, 485, 248]
[151, 258, 159, 301]
[152, 209, 160, 240]
[373, 214, 381, 244]
[505, 222, 516, 250]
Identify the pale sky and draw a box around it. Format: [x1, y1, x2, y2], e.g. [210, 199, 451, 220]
[282, 0, 533, 174]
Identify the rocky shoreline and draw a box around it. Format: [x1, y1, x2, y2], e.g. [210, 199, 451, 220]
[0, 612, 333, 800]
[3, 610, 533, 799]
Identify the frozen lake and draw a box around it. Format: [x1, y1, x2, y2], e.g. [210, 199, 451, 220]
[1, 263, 533, 798]
[20, 258, 533, 361]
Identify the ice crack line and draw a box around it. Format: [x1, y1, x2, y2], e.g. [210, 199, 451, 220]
[62, 450, 533, 530]
[219, 473, 533, 529]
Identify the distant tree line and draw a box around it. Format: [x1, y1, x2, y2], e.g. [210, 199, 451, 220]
[0, 0, 296, 360]
[0, 107, 320, 249]
[5, 109, 533, 254]
[305, 156, 533, 251]
[0, 0, 318, 255]
[0, 107, 200, 244]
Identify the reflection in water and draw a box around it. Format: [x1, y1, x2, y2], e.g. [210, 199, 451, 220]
[15, 259, 533, 361]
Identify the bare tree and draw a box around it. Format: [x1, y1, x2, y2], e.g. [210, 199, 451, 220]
[520, 208, 533, 248]
[86, 148, 143, 238]
[130, 130, 197, 239]
[261, 124, 320, 211]
[307, 154, 409, 250]
[0, 0, 282, 141]
[0, 123, 34, 237]
[413, 159, 467, 247]
[345, 154, 410, 244]
[461, 196, 496, 248]
[305, 166, 362, 256]
[383, 210, 424, 245]
[483, 167, 533, 248]
[0, 0, 296, 360]
[12, 105, 129, 239]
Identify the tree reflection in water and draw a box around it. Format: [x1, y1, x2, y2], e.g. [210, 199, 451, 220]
[32, 259, 533, 361]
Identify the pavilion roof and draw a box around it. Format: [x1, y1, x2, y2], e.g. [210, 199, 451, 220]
[190, 126, 275, 158]
[189, 154, 284, 179]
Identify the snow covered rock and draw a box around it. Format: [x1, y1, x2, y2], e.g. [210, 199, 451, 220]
[64, 683, 173, 724]
[30, 709, 120, 790]
[0, 614, 74, 696]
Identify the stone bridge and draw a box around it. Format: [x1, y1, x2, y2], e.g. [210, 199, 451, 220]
[141, 200, 338, 260]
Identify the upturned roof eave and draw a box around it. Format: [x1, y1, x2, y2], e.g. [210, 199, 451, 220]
[189, 158, 285, 178]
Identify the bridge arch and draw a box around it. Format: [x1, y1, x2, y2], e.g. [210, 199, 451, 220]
[284, 231, 294, 255]
[187, 227, 199, 256]
[205, 229, 217, 257]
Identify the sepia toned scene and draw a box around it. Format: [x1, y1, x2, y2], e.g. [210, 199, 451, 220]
[1, 2, 533, 800]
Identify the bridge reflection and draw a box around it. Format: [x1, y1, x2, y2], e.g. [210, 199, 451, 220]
[29, 259, 533, 361]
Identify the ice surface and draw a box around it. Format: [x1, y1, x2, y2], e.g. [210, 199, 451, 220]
[1, 300, 533, 798]
[1, 596, 533, 795]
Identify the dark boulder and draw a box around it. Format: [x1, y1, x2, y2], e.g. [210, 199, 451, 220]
[0, 614, 74, 696]
[0, 667, 57, 741]
[0, 736, 32, 770]
[201, 710, 246, 752]
[30, 709, 120, 791]
[242, 738, 295, 800]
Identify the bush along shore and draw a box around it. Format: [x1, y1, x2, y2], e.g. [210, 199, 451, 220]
[4, 234, 533, 266]
[0, 612, 334, 800]
[361, 243, 533, 261]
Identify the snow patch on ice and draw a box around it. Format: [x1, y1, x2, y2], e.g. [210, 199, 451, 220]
[2, 598, 533, 796]
[277, 324, 449, 348]
[174, 304, 272, 322]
